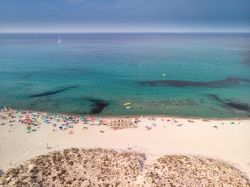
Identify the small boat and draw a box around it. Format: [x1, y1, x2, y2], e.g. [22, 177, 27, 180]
[57, 35, 62, 44]
[123, 102, 131, 106]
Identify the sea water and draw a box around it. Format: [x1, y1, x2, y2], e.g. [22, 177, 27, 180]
[0, 33, 249, 118]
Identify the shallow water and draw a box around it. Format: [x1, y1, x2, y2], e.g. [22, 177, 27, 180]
[0, 33, 250, 118]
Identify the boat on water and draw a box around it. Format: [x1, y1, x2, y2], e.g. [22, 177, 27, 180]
[57, 35, 62, 44]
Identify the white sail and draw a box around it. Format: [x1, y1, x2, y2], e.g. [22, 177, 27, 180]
[57, 35, 62, 44]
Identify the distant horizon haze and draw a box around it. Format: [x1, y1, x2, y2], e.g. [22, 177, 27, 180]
[1, 0, 249, 33]
[1, 25, 250, 33]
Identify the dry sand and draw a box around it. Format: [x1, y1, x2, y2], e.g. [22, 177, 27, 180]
[0, 109, 250, 185]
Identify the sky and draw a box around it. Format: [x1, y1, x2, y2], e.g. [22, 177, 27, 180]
[0, 0, 249, 32]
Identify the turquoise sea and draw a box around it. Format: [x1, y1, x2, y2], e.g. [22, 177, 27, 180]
[0, 33, 250, 118]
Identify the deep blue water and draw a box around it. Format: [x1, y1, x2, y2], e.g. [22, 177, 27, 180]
[0, 33, 250, 118]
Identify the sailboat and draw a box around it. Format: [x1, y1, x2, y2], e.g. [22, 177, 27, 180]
[57, 35, 62, 44]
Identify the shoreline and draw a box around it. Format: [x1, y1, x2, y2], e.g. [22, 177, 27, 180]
[2, 107, 250, 120]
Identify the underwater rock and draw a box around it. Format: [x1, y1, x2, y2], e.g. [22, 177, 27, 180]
[21, 74, 32, 79]
[207, 94, 250, 112]
[138, 77, 250, 88]
[161, 99, 198, 106]
[88, 98, 109, 114]
[29, 86, 78, 98]
[225, 101, 250, 111]
[242, 50, 250, 66]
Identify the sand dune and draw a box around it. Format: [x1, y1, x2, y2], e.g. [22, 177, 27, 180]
[142, 155, 250, 187]
[1, 148, 249, 186]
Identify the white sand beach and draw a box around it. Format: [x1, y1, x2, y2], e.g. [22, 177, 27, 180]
[0, 109, 250, 185]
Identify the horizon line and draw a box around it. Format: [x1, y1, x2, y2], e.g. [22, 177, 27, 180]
[1, 31, 250, 34]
